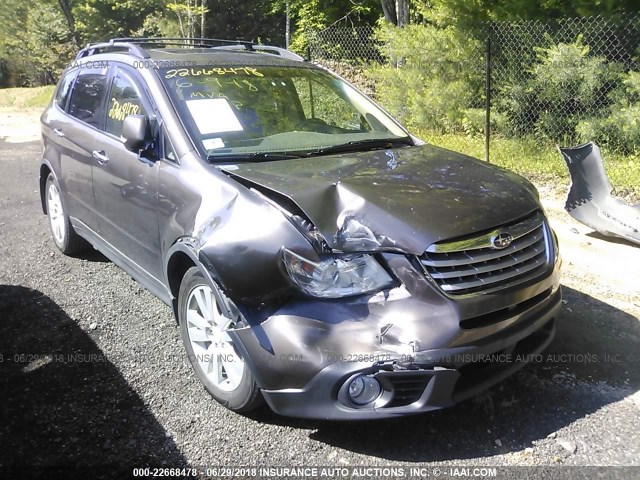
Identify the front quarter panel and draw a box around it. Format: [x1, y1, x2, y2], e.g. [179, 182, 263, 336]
[158, 153, 313, 302]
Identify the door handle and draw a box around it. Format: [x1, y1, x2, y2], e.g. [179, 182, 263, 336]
[53, 128, 64, 138]
[92, 150, 109, 165]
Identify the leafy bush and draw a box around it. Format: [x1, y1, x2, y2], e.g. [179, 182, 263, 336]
[496, 36, 623, 143]
[1, 4, 76, 86]
[577, 71, 640, 153]
[366, 22, 483, 134]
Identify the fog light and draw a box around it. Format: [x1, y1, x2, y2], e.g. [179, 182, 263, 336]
[347, 375, 381, 405]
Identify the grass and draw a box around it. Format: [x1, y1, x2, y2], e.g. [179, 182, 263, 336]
[0, 86, 55, 109]
[417, 130, 640, 201]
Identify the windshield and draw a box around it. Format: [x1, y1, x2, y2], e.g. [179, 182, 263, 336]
[159, 65, 410, 160]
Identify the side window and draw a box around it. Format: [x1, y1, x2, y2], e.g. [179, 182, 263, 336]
[55, 70, 77, 111]
[68, 73, 108, 127]
[105, 72, 147, 137]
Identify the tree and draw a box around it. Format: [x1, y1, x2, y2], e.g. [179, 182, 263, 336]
[0, 0, 75, 86]
[56, 0, 79, 46]
[167, 0, 208, 38]
[412, 0, 640, 25]
[269, 0, 380, 51]
[381, 0, 409, 27]
[72, 0, 164, 41]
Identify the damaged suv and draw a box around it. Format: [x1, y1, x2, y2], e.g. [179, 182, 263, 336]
[40, 38, 561, 419]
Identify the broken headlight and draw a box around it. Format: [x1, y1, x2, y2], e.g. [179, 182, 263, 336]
[282, 249, 394, 298]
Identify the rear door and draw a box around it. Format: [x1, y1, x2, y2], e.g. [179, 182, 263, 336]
[61, 67, 110, 232]
[92, 65, 162, 280]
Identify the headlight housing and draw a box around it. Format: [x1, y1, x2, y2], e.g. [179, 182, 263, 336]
[282, 249, 394, 298]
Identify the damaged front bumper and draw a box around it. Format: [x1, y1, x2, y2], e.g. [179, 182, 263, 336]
[262, 318, 555, 420]
[230, 256, 562, 420]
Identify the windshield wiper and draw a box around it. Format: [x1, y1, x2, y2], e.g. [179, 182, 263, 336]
[304, 137, 414, 157]
[207, 152, 303, 163]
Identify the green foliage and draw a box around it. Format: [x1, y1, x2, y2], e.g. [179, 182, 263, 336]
[461, 108, 489, 138]
[0, 2, 76, 86]
[577, 71, 640, 154]
[284, 0, 380, 53]
[23, 4, 77, 84]
[496, 36, 623, 143]
[414, 129, 640, 200]
[73, 0, 164, 41]
[367, 22, 483, 134]
[131, 11, 176, 38]
[414, 0, 638, 25]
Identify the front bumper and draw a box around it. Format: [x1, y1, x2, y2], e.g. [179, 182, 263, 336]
[231, 254, 562, 420]
[260, 291, 559, 420]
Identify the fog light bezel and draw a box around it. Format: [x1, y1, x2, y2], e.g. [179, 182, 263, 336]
[345, 374, 382, 406]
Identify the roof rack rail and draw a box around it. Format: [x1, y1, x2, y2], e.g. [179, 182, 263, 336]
[211, 44, 304, 62]
[75, 37, 305, 62]
[111, 37, 254, 48]
[75, 40, 150, 60]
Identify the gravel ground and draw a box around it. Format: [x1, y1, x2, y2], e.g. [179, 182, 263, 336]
[0, 136, 639, 479]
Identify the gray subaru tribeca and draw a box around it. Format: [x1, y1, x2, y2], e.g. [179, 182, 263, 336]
[40, 38, 561, 419]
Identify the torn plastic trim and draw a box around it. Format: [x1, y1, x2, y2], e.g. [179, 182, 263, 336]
[164, 237, 237, 320]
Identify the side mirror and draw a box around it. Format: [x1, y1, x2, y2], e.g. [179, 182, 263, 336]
[121, 114, 149, 152]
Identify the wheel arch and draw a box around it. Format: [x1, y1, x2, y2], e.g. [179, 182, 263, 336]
[39, 162, 54, 214]
[166, 239, 267, 390]
[164, 238, 227, 321]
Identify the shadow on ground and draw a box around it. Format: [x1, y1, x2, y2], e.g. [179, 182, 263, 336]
[586, 231, 640, 248]
[0, 285, 187, 472]
[249, 285, 639, 462]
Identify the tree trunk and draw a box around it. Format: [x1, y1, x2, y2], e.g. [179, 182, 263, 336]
[188, 0, 194, 38]
[285, 2, 290, 49]
[57, 0, 80, 47]
[380, 0, 397, 25]
[395, 0, 409, 27]
[200, 0, 205, 38]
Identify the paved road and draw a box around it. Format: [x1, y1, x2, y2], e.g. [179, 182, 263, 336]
[0, 140, 638, 477]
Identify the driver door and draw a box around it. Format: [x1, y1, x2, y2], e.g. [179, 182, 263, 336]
[92, 65, 163, 281]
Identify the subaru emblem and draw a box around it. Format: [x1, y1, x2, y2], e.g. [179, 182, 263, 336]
[491, 233, 513, 249]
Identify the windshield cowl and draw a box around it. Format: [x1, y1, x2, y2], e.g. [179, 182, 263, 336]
[303, 137, 414, 157]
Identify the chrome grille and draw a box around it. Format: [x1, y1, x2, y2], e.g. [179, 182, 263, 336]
[420, 211, 551, 295]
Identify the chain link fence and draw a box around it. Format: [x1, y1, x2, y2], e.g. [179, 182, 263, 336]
[488, 14, 640, 153]
[308, 13, 640, 156]
[307, 25, 383, 97]
[308, 25, 385, 65]
[308, 15, 640, 199]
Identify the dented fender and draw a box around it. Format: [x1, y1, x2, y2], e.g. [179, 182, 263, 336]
[159, 151, 316, 305]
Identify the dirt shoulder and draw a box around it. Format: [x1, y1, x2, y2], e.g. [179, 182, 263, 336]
[0, 108, 42, 143]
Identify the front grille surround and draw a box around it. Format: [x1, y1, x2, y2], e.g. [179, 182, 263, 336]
[420, 211, 553, 296]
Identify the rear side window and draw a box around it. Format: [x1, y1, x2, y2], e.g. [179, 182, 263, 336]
[105, 72, 147, 137]
[68, 73, 108, 127]
[55, 70, 77, 110]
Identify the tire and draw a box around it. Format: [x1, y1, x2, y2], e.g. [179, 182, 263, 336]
[45, 173, 87, 256]
[178, 267, 262, 412]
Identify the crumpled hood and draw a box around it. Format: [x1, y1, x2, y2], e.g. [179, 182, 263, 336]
[220, 144, 541, 254]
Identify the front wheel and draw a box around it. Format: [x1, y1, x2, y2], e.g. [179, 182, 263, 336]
[178, 267, 262, 412]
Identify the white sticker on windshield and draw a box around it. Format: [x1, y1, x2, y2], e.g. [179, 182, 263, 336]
[186, 99, 243, 135]
[203, 138, 225, 150]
